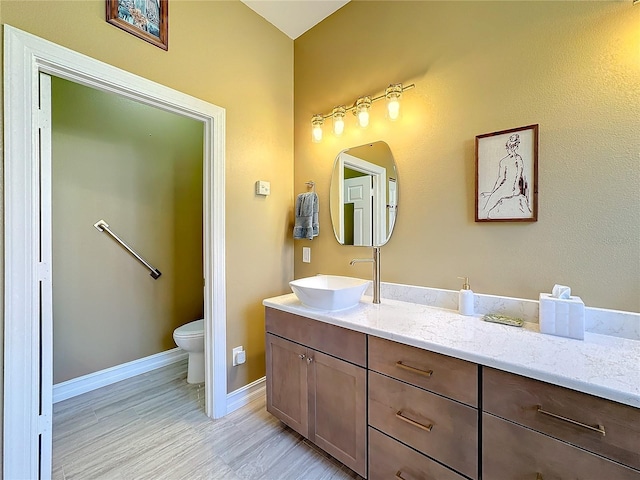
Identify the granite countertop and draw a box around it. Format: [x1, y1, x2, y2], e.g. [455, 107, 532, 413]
[263, 293, 640, 408]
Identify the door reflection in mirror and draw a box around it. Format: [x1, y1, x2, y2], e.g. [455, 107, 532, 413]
[330, 141, 398, 247]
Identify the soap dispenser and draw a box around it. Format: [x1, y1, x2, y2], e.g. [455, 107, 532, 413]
[458, 277, 474, 316]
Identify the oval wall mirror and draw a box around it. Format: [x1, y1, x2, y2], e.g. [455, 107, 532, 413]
[330, 141, 398, 246]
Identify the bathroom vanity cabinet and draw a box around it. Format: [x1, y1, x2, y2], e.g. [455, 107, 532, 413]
[265, 309, 367, 477]
[264, 301, 640, 480]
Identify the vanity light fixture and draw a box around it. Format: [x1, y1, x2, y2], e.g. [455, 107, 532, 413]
[310, 82, 415, 142]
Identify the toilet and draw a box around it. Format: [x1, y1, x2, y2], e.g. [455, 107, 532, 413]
[173, 319, 205, 384]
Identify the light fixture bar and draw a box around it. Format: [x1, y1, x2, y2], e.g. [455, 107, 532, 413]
[311, 83, 415, 141]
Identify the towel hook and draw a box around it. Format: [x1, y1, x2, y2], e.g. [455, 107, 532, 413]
[305, 181, 315, 192]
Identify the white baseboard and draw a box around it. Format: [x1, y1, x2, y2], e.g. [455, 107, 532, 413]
[53, 348, 188, 403]
[226, 376, 266, 414]
[54, 350, 265, 413]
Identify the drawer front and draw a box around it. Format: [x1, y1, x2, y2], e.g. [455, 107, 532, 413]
[483, 413, 640, 480]
[265, 308, 366, 367]
[368, 371, 478, 479]
[369, 336, 477, 406]
[483, 367, 640, 470]
[368, 427, 464, 480]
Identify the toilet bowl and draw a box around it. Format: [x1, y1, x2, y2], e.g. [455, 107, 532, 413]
[173, 319, 204, 384]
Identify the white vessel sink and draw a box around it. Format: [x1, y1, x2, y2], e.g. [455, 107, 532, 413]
[289, 275, 371, 311]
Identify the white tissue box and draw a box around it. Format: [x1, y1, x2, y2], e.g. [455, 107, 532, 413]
[539, 293, 585, 340]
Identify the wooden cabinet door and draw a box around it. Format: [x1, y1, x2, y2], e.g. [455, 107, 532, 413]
[265, 333, 308, 437]
[309, 349, 367, 478]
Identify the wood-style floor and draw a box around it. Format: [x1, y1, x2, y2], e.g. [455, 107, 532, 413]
[53, 360, 361, 480]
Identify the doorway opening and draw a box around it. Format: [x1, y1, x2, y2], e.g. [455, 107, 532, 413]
[50, 75, 205, 392]
[3, 25, 227, 479]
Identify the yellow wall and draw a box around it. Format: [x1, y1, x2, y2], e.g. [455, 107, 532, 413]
[52, 77, 204, 384]
[294, 1, 640, 313]
[0, 0, 294, 398]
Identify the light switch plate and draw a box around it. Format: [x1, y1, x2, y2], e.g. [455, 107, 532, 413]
[255, 180, 270, 196]
[302, 247, 311, 263]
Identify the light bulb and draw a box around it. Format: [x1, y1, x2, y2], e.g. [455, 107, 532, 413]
[355, 97, 372, 128]
[312, 125, 323, 142]
[387, 99, 400, 120]
[311, 114, 324, 143]
[332, 106, 346, 136]
[385, 84, 403, 121]
[357, 110, 369, 128]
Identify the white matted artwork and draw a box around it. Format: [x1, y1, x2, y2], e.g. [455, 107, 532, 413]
[475, 124, 538, 222]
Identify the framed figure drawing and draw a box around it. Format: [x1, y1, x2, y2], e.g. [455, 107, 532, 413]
[106, 0, 168, 50]
[475, 124, 538, 222]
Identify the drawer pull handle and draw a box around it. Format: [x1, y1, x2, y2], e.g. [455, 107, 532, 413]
[395, 471, 407, 480]
[396, 410, 433, 432]
[536, 405, 606, 436]
[396, 361, 433, 377]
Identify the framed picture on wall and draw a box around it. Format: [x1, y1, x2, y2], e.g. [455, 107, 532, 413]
[106, 0, 168, 50]
[475, 124, 538, 222]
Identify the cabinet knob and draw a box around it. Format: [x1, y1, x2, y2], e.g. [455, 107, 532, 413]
[306, 357, 313, 364]
[536, 474, 543, 480]
[299, 354, 306, 360]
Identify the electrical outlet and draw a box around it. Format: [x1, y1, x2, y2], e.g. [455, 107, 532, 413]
[302, 247, 311, 263]
[232, 346, 245, 366]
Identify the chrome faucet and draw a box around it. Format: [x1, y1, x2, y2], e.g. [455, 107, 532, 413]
[350, 246, 381, 304]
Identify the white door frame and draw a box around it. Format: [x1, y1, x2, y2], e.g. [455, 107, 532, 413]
[3, 25, 227, 479]
[337, 152, 387, 245]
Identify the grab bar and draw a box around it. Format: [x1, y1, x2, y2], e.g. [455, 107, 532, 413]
[93, 219, 161, 279]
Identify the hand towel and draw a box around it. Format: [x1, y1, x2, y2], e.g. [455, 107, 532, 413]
[293, 192, 319, 240]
